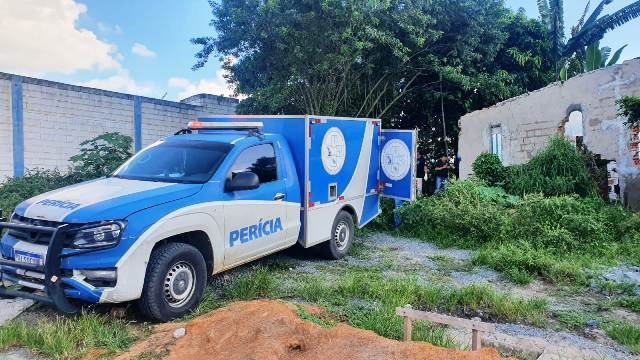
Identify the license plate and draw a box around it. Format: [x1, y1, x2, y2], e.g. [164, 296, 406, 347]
[14, 250, 44, 266]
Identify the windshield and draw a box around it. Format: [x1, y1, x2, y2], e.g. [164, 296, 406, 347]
[113, 140, 232, 183]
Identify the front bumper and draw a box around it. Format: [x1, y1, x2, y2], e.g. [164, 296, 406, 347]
[0, 221, 112, 313]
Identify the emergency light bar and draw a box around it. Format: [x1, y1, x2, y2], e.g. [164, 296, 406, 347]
[187, 121, 264, 130]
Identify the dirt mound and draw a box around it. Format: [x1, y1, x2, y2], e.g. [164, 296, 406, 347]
[118, 300, 508, 360]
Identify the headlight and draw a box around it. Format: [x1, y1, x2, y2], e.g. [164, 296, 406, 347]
[71, 221, 126, 249]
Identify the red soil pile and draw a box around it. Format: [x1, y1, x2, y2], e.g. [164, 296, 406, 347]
[117, 300, 509, 360]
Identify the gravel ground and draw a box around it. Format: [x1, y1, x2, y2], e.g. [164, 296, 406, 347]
[496, 323, 634, 360]
[271, 233, 638, 360]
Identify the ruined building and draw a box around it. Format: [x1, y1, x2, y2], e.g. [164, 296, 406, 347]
[458, 58, 640, 209]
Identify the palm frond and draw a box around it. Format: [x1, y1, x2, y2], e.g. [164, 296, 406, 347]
[572, 0, 591, 36]
[564, 1, 640, 57]
[537, 0, 551, 26]
[607, 44, 628, 66]
[549, 0, 566, 57]
[582, 0, 614, 29]
[600, 46, 611, 67]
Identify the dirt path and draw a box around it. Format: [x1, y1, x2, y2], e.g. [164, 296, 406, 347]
[117, 300, 508, 360]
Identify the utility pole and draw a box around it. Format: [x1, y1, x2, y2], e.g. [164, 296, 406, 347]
[440, 73, 449, 156]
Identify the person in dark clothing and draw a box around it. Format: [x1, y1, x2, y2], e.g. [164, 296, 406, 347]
[434, 154, 449, 191]
[416, 154, 427, 196]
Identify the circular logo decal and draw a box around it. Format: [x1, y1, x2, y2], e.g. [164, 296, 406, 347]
[321, 127, 346, 175]
[381, 139, 411, 181]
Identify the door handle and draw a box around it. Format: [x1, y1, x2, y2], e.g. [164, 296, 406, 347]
[273, 193, 286, 201]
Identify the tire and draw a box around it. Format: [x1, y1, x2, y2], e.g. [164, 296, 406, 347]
[320, 210, 355, 260]
[137, 242, 207, 322]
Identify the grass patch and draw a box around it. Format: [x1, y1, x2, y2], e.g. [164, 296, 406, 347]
[289, 268, 548, 327]
[223, 266, 279, 300]
[616, 297, 640, 313]
[595, 280, 637, 296]
[295, 305, 335, 329]
[605, 321, 640, 354]
[428, 255, 473, 272]
[472, 242, 590, 285]
[0, 312, 136, 359]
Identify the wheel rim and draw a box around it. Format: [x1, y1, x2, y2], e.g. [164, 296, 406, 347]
[164, 261, 196, 308]
[334, 221, 350, 251]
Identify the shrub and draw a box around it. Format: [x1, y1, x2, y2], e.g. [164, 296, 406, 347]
[70, 132, 133, 179]
[0, 169, 77, 217]
[617, 95, 640, 129]
[472, 153, 505, 185]
[399, 178, 511, 247]
[504, 137, 598, 197]
[0, 133, 132, 215]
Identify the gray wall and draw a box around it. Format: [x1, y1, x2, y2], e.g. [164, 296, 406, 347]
[458, 58, 640, 209]
[0, 72, 239, 181]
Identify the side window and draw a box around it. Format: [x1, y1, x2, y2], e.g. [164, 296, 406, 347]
[490, 125, 502, 162]
[228, 144, 278, 184]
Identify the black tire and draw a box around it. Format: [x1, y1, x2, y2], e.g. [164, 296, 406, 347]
[320, 210, 355, 260]
[136, 242, 207, 322]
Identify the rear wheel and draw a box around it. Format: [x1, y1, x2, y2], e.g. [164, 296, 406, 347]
[320, 210, 355, 259]
[137, 242, 207, 322]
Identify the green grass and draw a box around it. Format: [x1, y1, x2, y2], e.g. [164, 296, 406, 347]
[472, 242, 590, 286]
[0, 311, 136, 359]
[295, 305, 335, 329]
[616, 297, 640, 313]
[223, 265, 279, 300]
[605, 321, 640, 354]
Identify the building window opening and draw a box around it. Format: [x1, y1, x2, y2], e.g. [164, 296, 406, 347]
[490, 125, 502, 161]
[565, 110, 584, 144]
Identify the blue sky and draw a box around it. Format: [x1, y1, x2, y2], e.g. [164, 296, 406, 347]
[0, 0, 638, 101]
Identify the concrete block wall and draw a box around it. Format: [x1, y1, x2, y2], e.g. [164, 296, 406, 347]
[140, 101, 198, 148]
[0, 72, 239, 181]
[458, 58, 640, 209]
[0, 78, 11, 178]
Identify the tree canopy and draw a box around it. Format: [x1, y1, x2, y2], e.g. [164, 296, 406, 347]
[192, 0, 555, 158]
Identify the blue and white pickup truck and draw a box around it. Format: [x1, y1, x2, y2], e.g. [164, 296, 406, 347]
[0, 115, 416, 321]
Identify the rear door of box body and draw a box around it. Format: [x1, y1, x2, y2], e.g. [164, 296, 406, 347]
[303, 117, 380, 247]
[380, 129, 418, 202]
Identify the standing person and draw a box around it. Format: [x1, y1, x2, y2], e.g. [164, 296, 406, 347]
[416, 154, 427, 196]
[434, 154, 450, 191]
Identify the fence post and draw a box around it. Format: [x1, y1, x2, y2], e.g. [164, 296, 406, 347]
[403, 305, 413, 341]
[471, 317, 481, 350]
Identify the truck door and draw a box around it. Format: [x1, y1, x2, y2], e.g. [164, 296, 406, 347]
[380, 130, 418, 202]
[222, 143, 290, 267]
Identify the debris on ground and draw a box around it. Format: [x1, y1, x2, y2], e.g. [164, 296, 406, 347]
[116, 300, 509, 360]
[600, 266, 640, 295]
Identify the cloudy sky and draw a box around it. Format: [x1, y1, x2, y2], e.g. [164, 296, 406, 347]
[0, 0, 638, 101]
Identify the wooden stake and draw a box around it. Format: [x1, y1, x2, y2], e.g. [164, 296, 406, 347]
[403, 316, 413, 342]
[471, 329, 481, 350]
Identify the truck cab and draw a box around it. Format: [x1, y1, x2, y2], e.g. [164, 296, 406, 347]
[0, 118, 417, 321]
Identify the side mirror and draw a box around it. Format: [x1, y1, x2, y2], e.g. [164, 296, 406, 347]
[225, 172, 260, 192]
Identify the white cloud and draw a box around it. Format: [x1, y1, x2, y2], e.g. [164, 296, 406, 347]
[0, 0, 120, 76]
[77, 70, 154, 96]
[131, 42, 156, 58]
[168, 70, 240, 100]
[97, 22, 123, 35]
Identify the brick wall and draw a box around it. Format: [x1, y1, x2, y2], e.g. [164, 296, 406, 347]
[458, 58, 640, 209]
[0, 72, 239, 181]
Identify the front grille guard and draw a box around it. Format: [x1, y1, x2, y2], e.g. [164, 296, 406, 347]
[0, 221, 79, 313]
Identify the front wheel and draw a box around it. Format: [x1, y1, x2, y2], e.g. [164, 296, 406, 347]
[137, 242, 207, 322]
[320, 210, 355, 260]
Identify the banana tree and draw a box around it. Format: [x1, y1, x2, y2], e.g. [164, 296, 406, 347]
[537, 0, 640, 75]
[584, 40, 627, 71]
